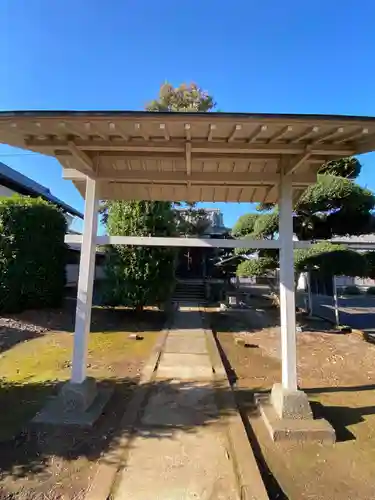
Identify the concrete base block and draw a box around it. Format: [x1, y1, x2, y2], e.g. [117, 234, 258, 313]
[32, 378, 113, 427]
[256, 392, 335, 444]
[61, 377, 98, 412]
[270, 382, 313, 420]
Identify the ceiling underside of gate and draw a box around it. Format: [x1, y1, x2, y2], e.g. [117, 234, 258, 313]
[0, 111, 374, 203]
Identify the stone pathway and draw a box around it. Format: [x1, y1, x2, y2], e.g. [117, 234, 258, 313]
[114, 304, 240, 500]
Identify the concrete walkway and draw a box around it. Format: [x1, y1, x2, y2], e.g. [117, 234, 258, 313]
[114, 305, 240, 500]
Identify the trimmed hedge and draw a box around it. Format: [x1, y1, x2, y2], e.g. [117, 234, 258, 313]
[0, 196, 67, 312]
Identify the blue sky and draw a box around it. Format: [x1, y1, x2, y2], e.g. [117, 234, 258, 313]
[1, 0, 375, 231]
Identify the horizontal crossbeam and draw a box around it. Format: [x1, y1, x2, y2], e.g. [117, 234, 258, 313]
[26, 138, 355, 157]
[65, 234, 312, 249]
[62, 168, 317, 186]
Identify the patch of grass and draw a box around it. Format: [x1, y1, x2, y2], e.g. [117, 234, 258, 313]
[0, 328, 160, 440]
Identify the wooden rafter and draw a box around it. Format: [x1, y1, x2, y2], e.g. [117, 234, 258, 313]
[291, 126, 319, 143]
[207, 124, 216, 141]
[262, 185, 274, 203]
[228, 124, 242, 142]
[312, 127, 344, 144]
[2, 111, 375, 203]
[67, 142, 95, 175]
[135, 123, 149, 141]
[269, 125, 293, 143]
[85, 122, 107, 140]
[108, 122, 129, 141]
[184, 123, 191, 140]
[160, 123, 170, 141]
[285, 151, 311, 175]
[248, 125, 267, 143]
[333, 127, 369, 144]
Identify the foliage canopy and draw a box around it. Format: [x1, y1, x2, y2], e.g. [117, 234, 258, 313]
[233, 156, 374, 278]
[103, 82, 217, 308]
[0, 196, 67, 312]
[103, 201, 177, 310]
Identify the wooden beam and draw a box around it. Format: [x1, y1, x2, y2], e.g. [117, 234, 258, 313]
[207, 124, 216, 141]
[58, 121, 87, 140]
[25, 138, 355, 156]
[135, 123, 149, 141]
[312, 127, 344, 144]
[291, 126, 319, 143]
[184, 123, 191, 140]
[333, 127, 369, 144]
[85, 122, 107, 140]
[63, 167, 316, 185]
[192, 142, 353, 156]
[160, 123, 170, 141]
[186, 142, 192, 176]
[248, 125, 267, 143]
[269, 125, 293, 143]
[228, 124, 242, 142]
[108, 122, 129, 141]
[67, 142, 95, 174]
[285, 151, 311, 175]
[262, 185, 274, 203]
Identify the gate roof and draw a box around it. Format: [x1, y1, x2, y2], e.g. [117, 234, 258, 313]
[1, 111, 374, 203]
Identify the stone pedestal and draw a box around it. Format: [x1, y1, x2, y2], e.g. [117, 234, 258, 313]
[270, 383, 312, 420]
[257, 383, 336, 444]
[60, 376, 98, 412]
[33, 377, 112, 427]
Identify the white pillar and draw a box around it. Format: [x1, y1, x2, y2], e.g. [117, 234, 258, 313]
[333, 276, 340, 325]
[279, 174, 297, 391]
[307, 271, 313, 317]
[71, 178, 98, 384]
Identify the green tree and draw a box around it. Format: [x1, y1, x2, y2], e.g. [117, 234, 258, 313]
[237, 257, 277, 277]
[103, 82, 217, 307]
[148, 82, 216, 236]
[232, 214, 259, 238]
[147, 82, 216, 112]
[103, 201, 176, 310]
[234, 157, 374, 277]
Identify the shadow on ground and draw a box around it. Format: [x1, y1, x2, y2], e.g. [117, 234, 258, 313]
[0, 377, 263, 481]
[0, 327, 44, 355]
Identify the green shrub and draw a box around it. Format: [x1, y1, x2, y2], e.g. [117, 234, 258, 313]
[366, 286, 375, 295]
[344, 285, 361, 296]
[236, 257, 277, 277]
[103, 201, 177, 310]
[0, 196, 67, 312]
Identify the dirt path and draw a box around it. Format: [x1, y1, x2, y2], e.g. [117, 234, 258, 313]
[211, 303, 375, 500]
[114, 307, 240, 500]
